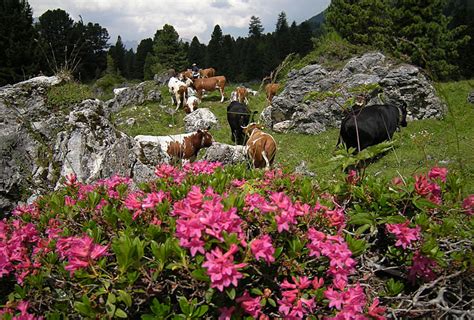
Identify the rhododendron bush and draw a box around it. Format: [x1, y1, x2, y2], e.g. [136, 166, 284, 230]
[0, 162, 472, 319]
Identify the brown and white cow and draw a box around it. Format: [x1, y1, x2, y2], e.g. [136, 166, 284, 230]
[242, 123, 277, 170]
[184, 96, 200, 114]
[199, 68, 216, 78]
[135, 129, 213, 164]
[265, 83, 279, 104]
[178, 70, 193, 81]
[236, 86, 249, 105]
[190, 76, 226, 103]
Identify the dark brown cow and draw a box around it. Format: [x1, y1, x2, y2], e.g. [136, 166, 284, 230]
[199, 68, 216, 78]
[191, 76, 226, 102]
[265, 83, 279, 103]
[242, 123, 277, 170]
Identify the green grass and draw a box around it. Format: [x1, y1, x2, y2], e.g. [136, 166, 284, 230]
[113, 79, 474, 193]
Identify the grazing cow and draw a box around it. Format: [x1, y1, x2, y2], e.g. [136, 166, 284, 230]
[236, 86, 249, 105]
[168, 77, 188, 109]
[338, 102, 408, 153]
[227, 101, 257, 145]
[178, 70, 193, 81]
[242, 123, 277, 170]
[135, 129, 213, 164]
[265, 83, 279, 103]
[190, 76, 226, 103]
[184, 96, 200, 114]
[199, 68, 216, 78]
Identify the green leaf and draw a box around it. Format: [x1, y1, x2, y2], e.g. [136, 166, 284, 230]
[226, 288, 236, 300]
[191, 268, 210, 282]
[193, 305, 209, 318]
[115, 308, 128, 318]
[250, 288, 263, 296]
[117, 290, 132, 307]
[178, 296, 190, 315]
[268, 298, 277, 307]
[349, 212, 374, 226]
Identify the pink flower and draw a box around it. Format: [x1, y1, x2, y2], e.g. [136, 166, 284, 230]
[251, 234, 275, 264]
[462, 195, 474, 216]
[202, 244, 247, 291]
[408, 251, 438, 283]
[236, 291, 261, 318]
[386, 221, 421, 249]
[231, 179, 246, 187]
[218, 306, 235, 320]
[56, 235, 109, 276]
[428, 167, 448, 183]
[346, 170, 359, 185]
[324, 287, 345, 310]
[142, 191, 168, 209]
[367, 298, 386, 320]
[64, 196, 76, 207]
[65, 173, 78, 187]
[415, 175, 442, 205]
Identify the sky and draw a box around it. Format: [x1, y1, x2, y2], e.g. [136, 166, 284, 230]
[28, 0, 330, 47]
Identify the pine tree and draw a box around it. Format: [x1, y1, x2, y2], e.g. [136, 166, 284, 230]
[296, 21, 314, 56]
[152, 24, 187, 72]
[248, 16, 264, 37]
[0, 0, 38, 85]
[275, 12, 292, 59]
[123, 48, 135, 79]
[188, 36, 206, 68]
[391, 0, 469, 79]
[207, 25, 224, 72]
[134, 38, 153, 80]
[109, 36, 126, 75]
[326, 0, 392, 49]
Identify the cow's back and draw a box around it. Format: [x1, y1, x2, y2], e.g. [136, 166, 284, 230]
[246, 130, 277, 168]
[227, 101, 251, 144]
[340, 105, 401, 150]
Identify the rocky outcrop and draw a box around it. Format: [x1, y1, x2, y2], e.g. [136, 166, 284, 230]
[106, 81, 161, 114]
[183, 108, 218, 133]
[468, 91, 474, 104]
[0, 76, 155, 214]
[203, 143, 247, 165]
[263, 52, 446, 134]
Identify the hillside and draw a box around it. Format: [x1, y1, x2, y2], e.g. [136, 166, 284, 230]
[305, 11, 325, 34]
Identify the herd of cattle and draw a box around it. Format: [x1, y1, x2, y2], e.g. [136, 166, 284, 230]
[145, 67, 409, 170]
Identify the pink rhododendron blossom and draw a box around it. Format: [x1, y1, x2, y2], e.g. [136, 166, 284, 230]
[415, 175, 442, 205]
[183, 160, 222, 175]
[386, 221, 421, 249]
[278, 276, 317, 319]
[307, 229, 356, 289]
[346, 170, 360, 185]
[409, 251, 438, 283]
[324, 284, 366, 315]
[391, 176, 404, 185]
[462, 195, 474, 216]
[64, 173, 78, 187]
[12, 204, 39, 218]
[367, 298, 386, 320]
[236, 291, 262, 318]
[64, 196, 76, 207]
[202, 244, 247, 291]
[428, 167, 448, 183]
[218, 306, 235, 320]
[231, 179, 246, 187]
[244, 193, 267, 212]
[56, 235, 109, 276]
[142, 191, 168, 209]
[250, 234, 275, 264]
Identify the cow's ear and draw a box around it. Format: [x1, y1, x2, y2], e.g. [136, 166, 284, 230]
[197, 129, 202, 133]
[206, 126, 211, 130]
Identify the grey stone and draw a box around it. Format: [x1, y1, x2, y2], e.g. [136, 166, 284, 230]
[203, 142, 247, 165]
[294, 161, 316, 177]
[106, 81, 161, 114]
[468, 91, 474, 104]
[265, 52, 446, 134]
[183, 108, 218, 133]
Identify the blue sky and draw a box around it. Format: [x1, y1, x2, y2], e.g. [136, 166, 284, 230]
[29, 0, 330, 46]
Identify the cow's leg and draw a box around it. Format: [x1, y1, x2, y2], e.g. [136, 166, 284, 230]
[262, 151, 271, 170]
[220, 87, 225, 103]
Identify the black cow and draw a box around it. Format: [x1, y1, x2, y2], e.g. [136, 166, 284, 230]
[227, 101, 257, 145]
[338, 103, 407, 152]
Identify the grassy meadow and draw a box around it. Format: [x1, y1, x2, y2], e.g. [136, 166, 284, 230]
[112, 79, 474, 193]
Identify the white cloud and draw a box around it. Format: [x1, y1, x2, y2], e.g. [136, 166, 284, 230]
[28, 0, 330, 44]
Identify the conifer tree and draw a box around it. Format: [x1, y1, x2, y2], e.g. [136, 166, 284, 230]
[152, 24, 187, 71]
[134, 38, 153, 80]
[207, 25, 224, 72]
[0, 0, 38, 85]
[188, 36, 206, 67]
[275, 12, 292, 59]
[109, 36, 126, 75]
[248, 16, 264, 37]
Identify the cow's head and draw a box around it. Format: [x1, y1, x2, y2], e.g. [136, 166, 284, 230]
[197, 129, 213, 147]
[242, 122, 265, 136]
[399, 101, 408, 127]
[184, 78, 194, 87]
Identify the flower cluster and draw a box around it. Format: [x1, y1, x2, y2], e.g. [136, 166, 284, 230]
[307, 229, 356, 289]
[414, 167, 447, 205]
[250, 234, 275, 265]
[324, 284, 367, 319]
[462, 195, 474, 216]
[155, 161, 222, 183]
[172, 186, 244, 256]
[0, 301, 43, 320]
[408, 250, 438, 283]
[56, 235, 109, 276]
[124, 190, 169, 220]
[278, 276, 317, 318]
[386, 221, 421, 249]
[0, 220, 41, 284]
[202, 244, 247, 291]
